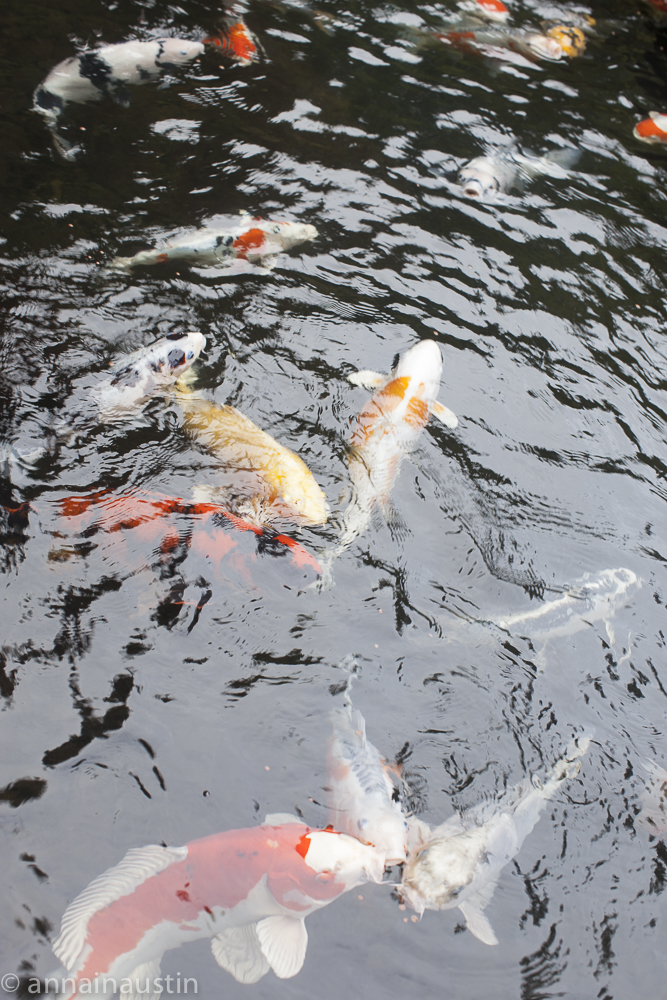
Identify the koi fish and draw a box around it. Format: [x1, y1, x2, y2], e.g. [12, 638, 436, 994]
[204, 16, 259, 66]
[51, 819, 385, 995]
[109, 216, 317, 271]
[436, 26, 571, 64]
[176, 391, 328, 527]
[400, 738, 590, 945]
[494, 567, 639, 648]
[634, 112, 667, 143]
[327, 698, 408, 865]
[458, 0, 510, 23]
[458, 145, 579, 198]
[637, 760, 667, 835]
[96, 332, 205, 421]
[33, 38, 205, 159]
[317, 340, 457, 588]
[53, 490, 321, 574]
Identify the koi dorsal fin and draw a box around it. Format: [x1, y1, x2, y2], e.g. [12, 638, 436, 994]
[256, 915, 308, 979]
[211, 925, 270, 984]
[53, 844, 188, 970]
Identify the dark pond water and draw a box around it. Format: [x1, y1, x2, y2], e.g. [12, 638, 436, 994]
[2, 0, 667, 997]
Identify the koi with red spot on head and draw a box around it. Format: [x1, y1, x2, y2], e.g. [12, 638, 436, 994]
[50, 819, 385, 995]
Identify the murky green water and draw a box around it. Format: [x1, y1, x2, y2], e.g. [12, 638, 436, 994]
[2, 0, 667, 997]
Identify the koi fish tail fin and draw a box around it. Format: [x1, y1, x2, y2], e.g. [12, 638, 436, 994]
[211, 925, 271, 984]
[334, 652, 359, 705]
[50, 127, 82, 161]
[122, 959, 163, 1000]
[106, 256, 135, 271]
[542, 145, 581, 173]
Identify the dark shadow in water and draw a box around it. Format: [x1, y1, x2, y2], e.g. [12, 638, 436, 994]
[0, 777, 47, 808]
[42, 671, 133, 767]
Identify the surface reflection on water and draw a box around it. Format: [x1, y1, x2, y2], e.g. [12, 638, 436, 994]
[2, 0, 667, 996]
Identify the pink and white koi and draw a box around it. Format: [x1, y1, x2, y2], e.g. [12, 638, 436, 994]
[109, 216, 317, 271]
[400, 738, 589, 945]
[317, 340, 457, 587]
[51, 818, 385, 996]
[328, 700, 408, 865]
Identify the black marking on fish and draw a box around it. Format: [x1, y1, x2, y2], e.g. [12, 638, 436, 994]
[110, 365, 142, 387]
[154, 39, 177, 72]
[166, 332, 185, 341]
[34, 87, 64, 113]
[138, 67, 153, 81]
[149, 358, 163, 373]
[78, 51, 113, 94]
[109, 82, 131, 108]
[167, 348, 185, 370]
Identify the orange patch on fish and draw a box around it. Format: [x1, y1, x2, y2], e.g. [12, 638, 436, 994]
[478, 0, 508, 12]
[635, 117, 667, 140]
[232, 227, 267, 258]
[156, 253, 169, 263]
[404, 395, 429, 430]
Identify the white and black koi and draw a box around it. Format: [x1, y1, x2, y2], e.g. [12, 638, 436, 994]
[458, 145, 580, 198]
[96, 331, 206, 421]
[33, 37, 205, 159]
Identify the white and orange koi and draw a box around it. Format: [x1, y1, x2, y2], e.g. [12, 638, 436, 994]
[109, 216, 317, 271]
[204, 16, 260, 66]
[435, 26, 576, 64]
[317, 340, 457, 587]
[327, 698, 408, 865]
[400, 738, 590, 945]
[458, 0, 510, 23]
[50, 819, 385, 995]
[634, 111, 667, 143]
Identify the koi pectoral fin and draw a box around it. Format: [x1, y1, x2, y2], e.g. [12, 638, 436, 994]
[348, 369, 388, 390]
[429, 400, 459, 429]
[457, 901, 499, 945]
[256, 915, 308, 979]
[211, 925, 271, 984]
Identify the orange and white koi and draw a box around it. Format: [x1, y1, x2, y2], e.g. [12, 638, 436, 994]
[634, 111, 667, 143]
[435, 26, 576, 64]
[50, 819, 385, 995]
[317, 340, 457, 587]
[204, 16, 259, 66]
[458, 0, 510, 23]
[109, 216, 317, 270]
[176, 392, 328, 527]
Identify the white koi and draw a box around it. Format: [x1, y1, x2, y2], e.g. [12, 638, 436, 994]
[458, 145, 579, 198]
[400, 738, 590, 945]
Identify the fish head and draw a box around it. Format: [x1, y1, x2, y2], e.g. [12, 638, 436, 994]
[300, 829, 386, 886]
[546, 25, 586, 57]
[158, 38, 205, 65]
[400, 832, 481, 912]
[458, 157, 502, 198]
[266, 222, 318, 251]
[634, 113, 667, 143]
[523, 32, 565, 60]
[393, 339, 443, 395]
[158, 331, 206, 380]
[356, 813, 409, 865]
[280, 473, 328, 526]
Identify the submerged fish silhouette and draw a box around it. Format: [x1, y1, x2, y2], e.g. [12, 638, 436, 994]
[400, 738, 590, 944]
[52, 819, 385, 996]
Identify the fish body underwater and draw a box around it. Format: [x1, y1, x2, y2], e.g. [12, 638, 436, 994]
[435, 26, 571, 65]
[110, 217, 317, 270]
[33, 38, 205, 158]
[176, 392, 327, 527]
[400, 738, 590, 945]
[458, 0, 510, 23]
[327, 701, 408, 865]
[457, 146, 579, 198]
[317, 340, 457, 587]
[51, 820, 385, 995]
[95, 332, 206, 422]
[204, 16, 259, 66]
